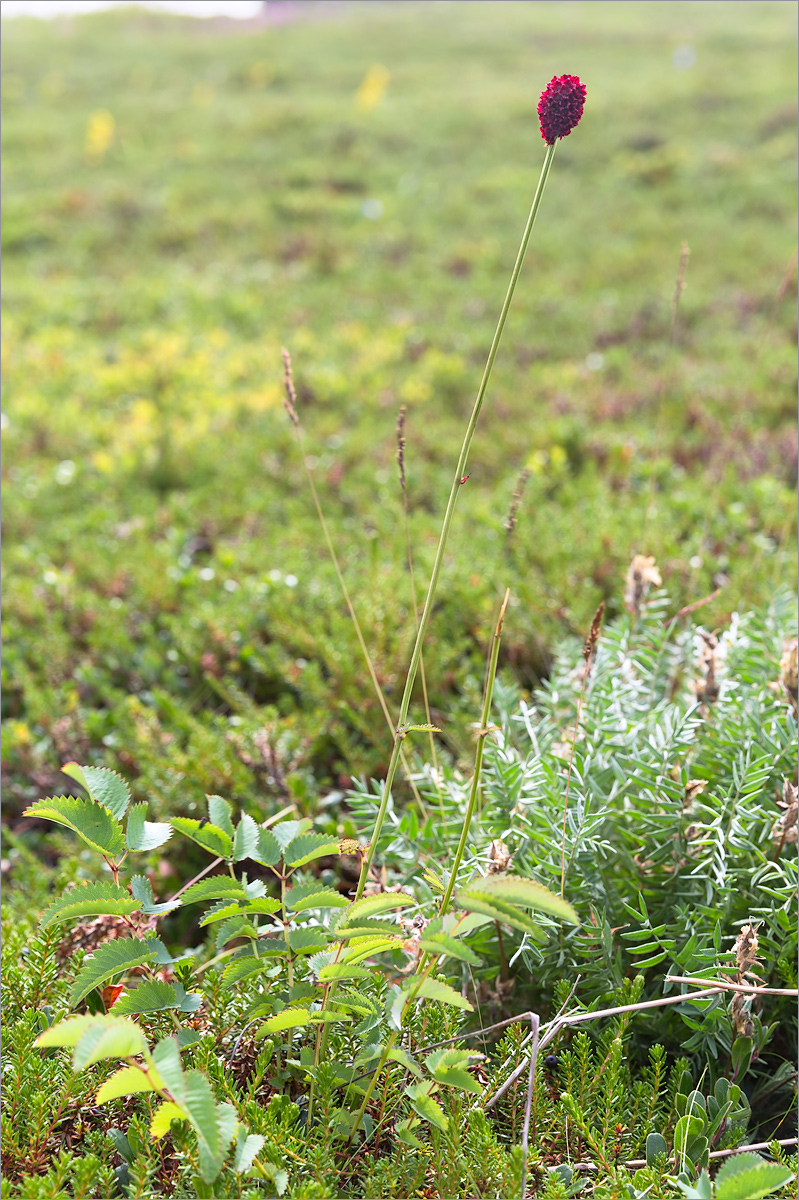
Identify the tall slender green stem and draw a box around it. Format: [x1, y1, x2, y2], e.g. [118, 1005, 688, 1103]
[439, 587, 509, 917]
[355, 142, 557, 901]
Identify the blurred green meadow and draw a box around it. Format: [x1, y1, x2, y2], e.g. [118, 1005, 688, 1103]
[2, 0, 797, 820]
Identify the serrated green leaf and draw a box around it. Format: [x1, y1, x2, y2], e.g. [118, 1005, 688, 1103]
[419, 933, 481, 965]
[284, 833, 340, 868]
[113, 980, 179, 1016]
[243, 897, 281, 917]
[251, 827, 282, 867]
[221, 956, 267, 989]
[316, 963, 371, 983]
[170, 817, 233, 859]
[714, 1153, 794, 1200]
[69, 938, 159, 1007]
[36, 1015, 148, 1063]
[456, 875, 578, 926]
[206, 795, 234, 836]
[199, 901, 244, 926]
[411, 976, 473, 1012]
[233, 812, 260, 862]
[235, 1124, 266, 1175]
[39, 881, 139, 929]
[96, 1063, 163, 1104]
[425, 1047, 482, 1093]
[62, 763, 131, 820]
[286, 884, 349, 912]
[74, 1019, 151, 1069]
[174, 982, 203, 1014]
[288, 927, 331, 954]
[152, 1037, 185, 1102]
[188, 1077, 235, 1185]
[387, 1046, 423, 1077]
[405, 1080, 448, 1131]
[395, 1117, 424, 1148]
[271, 819, 313, 850]
[180, 877, 246, 905]
[215, 915, 258, 948]
[24, 795, 126, 858]
[151, 1101, 186, 1139]
[130, 876, 181, 917]
[255, 1008, 311, 1035]
[452, 893, 540, 936]
[334, 920, 405, 939]
[126, 803, 172, 852]
[336, 892, 416, 928]
[329, 990, 379, 1016]
[340, 935, 406, 964]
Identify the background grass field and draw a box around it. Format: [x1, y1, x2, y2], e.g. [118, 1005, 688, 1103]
[3, 0, 797, 820]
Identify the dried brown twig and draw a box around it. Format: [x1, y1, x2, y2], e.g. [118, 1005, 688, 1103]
[666, 974, 798, 998]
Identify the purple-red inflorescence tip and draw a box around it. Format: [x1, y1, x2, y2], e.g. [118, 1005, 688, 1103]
[537, 74, 586, 145]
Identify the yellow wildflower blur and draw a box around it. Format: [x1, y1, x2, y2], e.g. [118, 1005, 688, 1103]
[84, 109, 115, 162]
[355, 65, 389, 113]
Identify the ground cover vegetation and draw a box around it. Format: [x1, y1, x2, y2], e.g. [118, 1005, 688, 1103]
[1, 1, 797, 1197]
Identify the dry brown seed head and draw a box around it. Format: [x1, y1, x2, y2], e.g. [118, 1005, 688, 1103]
[281, 347, 299, 428]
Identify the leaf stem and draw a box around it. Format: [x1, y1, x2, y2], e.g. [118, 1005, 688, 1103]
[439, 588, 509, 918]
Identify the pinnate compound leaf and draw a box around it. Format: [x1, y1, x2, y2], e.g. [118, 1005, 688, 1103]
[126, 803, 172, 852]
[40, 881, 139, 928]
[151, 1101, 187, 1139]
[130, 875, 182, 916]
[235, 1124, 266, 1175]
[180, 877, 246, 905]
[62, 762, 131, 820]
[405, 1080, 448, 1131]
[419, 932, 481, 965]
[24, 795, 125, 858]
[112, 980, 179, 1016]
[713, 1153, 794, 1200]
[206, 796, 234, 837]
[233, 812, 260, 862]
[96, 1063, 163, 1104]
[170, 817, 233, 859]
[36, 1015, 148, 1064]
[69, 938, 159, 1007]
[283, 833, 340, 868]
[456, 875, 578, 926]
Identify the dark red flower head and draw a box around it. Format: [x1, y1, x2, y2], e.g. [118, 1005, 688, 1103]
[537, 74, 586, 145]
